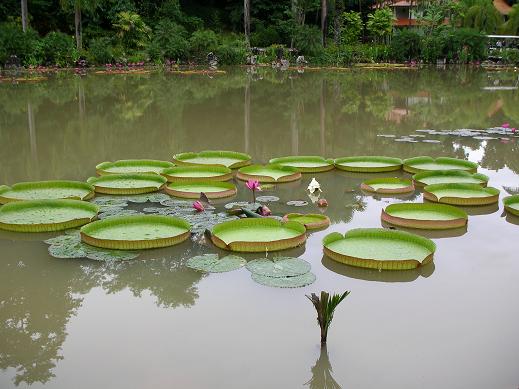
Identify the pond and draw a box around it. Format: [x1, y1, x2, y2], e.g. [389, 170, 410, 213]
[1, 67, 519, 389]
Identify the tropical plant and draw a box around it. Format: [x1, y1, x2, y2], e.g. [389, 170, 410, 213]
[42, 32, 78, 66]
[500, 4, 519, 35]
[339, 11, 363, 44]
[306, 290, 350, 344]
[112, 11, 151, 50]
[366, 7, 394, 44]
[0, 22, 41, 66]
[390, 29, 421, 61]
[60, 0, 101, 50]
[149, 21, 188, 61]
[463, 0, 503, 34]
[189, 29, 219, 59]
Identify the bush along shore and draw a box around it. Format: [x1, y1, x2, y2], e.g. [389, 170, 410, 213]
[1, 0, 519, 69]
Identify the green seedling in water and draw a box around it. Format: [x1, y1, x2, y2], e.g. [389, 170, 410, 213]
[306, 291, 350, 345]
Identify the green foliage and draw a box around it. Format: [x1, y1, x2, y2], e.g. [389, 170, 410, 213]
[215, 35, 247, 64]
[500, 4, 519, 35]
[0, 23, 41, 66]
[463, 0, 503, 34]
[112, 11, 151, 50]
[500, 48, 519, 65]
[366, 7, 394, 44]
[189, 29, 219, 58]
[251, 24, 281, 47]
[340, 11, 363, 44]
[390, 30, 421, 62]
[87, 37, 114, 64]
[42, 32, 78, 67]
[306, 290, 350, 344]
[293, 25, 322, 56]
[148, 20, 188, 61]
[421, 27, 486, 63]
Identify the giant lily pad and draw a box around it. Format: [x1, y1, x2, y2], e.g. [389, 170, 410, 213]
[282, 213, 330, 230]
[381, 203, 468, 229]
[165, 181, 237, 199]
[360, 177, 414, 194]
[210, 218, 307, 252]
[413, 170, 489, 187]
[503, 195, 519, 217]
[423, 183, 500, 206]
[251, 272, 316, 288]
[96, 159, 174, 175]
[236, 164, 301, 183]
[80, 215, 190, 250]
[334, 156, 403, 172]
[268, 156, 335, 173]
[0, 199, 98, 232]
[323, 228, 436, 270]
[161, 165, 233, 182]
[186, 253, 246, 273]
[0, 181, 94, 204]
[403, 157, 478, 174]
[87, 174, 167, 195]
[245, 257, 311, 277]
[173, 150, 252, 169]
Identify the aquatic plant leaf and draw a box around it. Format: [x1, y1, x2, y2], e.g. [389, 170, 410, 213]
[98, 209, 143, 219]
[89, 196, 129, 207]
[84, 246, 139, 261]
[224, 201, 260, 210]
[186, 254, 245, 273]
[256, 195, 280, 202]
[124, 193, 171, 203]
[245, 257, 311, 277]
[251, 272, 316, 288]
[48, 242, 87, 258]
[287, 200, 309, 207]
[160, 198, 194, 208]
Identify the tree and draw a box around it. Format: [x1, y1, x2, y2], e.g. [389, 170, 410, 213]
[60, 0, 101, 50]
[321, 0, 328, 46]
[366, 7, 394, 44]
[112, 11, 151, 51]
[244, 0, 250, 45]
[21, 0, 28, 32]
[500, 4, 519, 35]
[463, 0, 503, 34]
[340, 11, 363, 44]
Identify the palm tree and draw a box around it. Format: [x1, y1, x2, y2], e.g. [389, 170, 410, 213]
[306, 291, 350, 344]
[21, 0, 28, 32]
[60, 0, 100, 50]
[244, 0, 251, 45]
[321, 0, 328, 46]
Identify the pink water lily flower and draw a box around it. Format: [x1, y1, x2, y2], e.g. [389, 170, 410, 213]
[502, 122, 510, 128]
[245, 179, 261, 203]
[512, 128, 517, 133]
[192, 200, 205, 212]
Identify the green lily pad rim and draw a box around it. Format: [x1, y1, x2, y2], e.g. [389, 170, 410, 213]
[323, 228, 436, 270]
[87, 173, 167, 195]
[423, 183, 500, 205]
[403, 156, 478, 173]
[360, 177, 415, 194]
[0, 180, 95, 204]
[236, 164, 302, 183]
[282, 213, 331, 230]
[165, 180, 237, 199]
[80, 214, 191, 250]
[503, 195, 519, 216]
[334, 156, 403, 172]
[412, 170, 489, 187]
[268, 156, 335, 173]
[95, 159, 175, 175]
[0, 199, 99, 232]
[382, 202, 468, 230]
[210, 218, 307, 252]
[172, 150, 252, 169]
[161, 165, 233, 182]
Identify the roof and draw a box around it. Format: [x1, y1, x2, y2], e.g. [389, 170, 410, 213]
[373, 0, 512, 15]
[493, 0, 512, 15]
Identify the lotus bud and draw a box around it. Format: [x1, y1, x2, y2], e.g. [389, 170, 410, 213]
[192, 200, 205, 212]
[317, 198, 328, 208]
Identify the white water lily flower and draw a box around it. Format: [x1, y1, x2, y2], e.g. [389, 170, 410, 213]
[307, 178, 322, 193]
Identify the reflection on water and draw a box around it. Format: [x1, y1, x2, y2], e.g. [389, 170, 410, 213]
[1, 67, 519, 388]
[304, 345, 342, 389]
[380, 221, 468, 239]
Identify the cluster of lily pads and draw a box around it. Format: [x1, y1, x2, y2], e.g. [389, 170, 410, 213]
[1, 149, 518, 288]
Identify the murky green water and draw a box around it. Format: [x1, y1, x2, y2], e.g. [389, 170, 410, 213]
[1, 67, 519, 389]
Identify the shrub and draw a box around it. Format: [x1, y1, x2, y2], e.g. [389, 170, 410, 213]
[42, 32, 77, 67]
[340, 11, 363, 44]
[112, 11, 151, 51]
[293, 25, 322, 56]
[189, 29, 219, 59]
[500, 48, 519, 65]
[390, 29, 421, 62]
[216, 35, 247, 64]
[149, 20, 189, 61]
[251, 24, 281, 47]
[87, 37, 114, 64]
[0, 23, 41, 66]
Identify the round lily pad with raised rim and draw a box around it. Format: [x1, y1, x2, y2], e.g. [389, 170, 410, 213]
[323, 228, 436, 270]
[423, 183, 500, 206]
[403, 156, 478, 174]
[360, 177, 415, 194]
[172, 150, 252, 169]
[80, 215, 191, 250]
[282, 213, 330, 230]
[0, 181, 94, 204]
[161, 165, 233, 182]
[165, 181, 237, 199]
[236, 164, 302, 183]
[503, 195, 519, 216]
[268, 156, 335, 173]
[210, 218, 307, 252]
[413, 170, 489, 187]
[0, 199, 98, 232]
[381, 203, 468, 230]
[87, 174, 167, 195]
[334, 156, 403, 172]
[96, 159, 174, 175]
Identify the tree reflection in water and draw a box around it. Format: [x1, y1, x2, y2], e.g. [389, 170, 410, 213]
[304, 345, 342, 389]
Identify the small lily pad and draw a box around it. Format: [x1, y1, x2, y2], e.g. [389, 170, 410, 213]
[256, 195, 280, 202]
[90, 196, 128, 207]
[124, 193, 171, 203]
[186, 254, 246, 273]
[224, 201, 260, 210]
[287, 200, 308, 207]
[251, 272, 316, 288]
[245, 257, 311, 277]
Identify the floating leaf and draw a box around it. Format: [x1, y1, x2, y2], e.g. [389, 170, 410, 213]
[256, 195, 280, 202]
[245, 257, 311, 277]
[287, 200, 308, 207]
[224, 201, 260, 210]
[186, 254, 245, 273]
[251, 272, 316, 288]
[48, 242, 87, 258]
[89, 196, 128, 207]
[98, 209, 142, 219]
[124, 193, 171, 203]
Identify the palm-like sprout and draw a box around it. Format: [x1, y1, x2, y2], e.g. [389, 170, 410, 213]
[306, 290, 350, 344]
